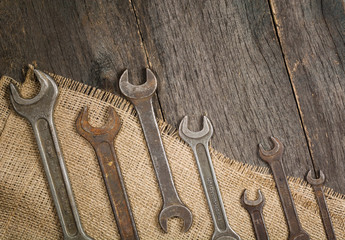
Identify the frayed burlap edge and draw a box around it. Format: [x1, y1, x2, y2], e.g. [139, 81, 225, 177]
[50, 72, 345, 201]
[0, 66, 344, 240]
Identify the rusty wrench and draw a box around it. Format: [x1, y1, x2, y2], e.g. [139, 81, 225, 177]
[76, 106, 139, 240]
[179, 116, 241, 240]
[306, 170, 336, 240]
[119, 69, 192, 232]
[10, 70, 93, 240]
[241, 190, 269, 240]
[259, 137, 309, 240]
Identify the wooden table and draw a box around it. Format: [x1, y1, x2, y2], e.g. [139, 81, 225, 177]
[1, 0, 344, 194]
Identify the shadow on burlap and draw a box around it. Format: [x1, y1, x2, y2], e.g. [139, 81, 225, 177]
[0, 67, 344, 239]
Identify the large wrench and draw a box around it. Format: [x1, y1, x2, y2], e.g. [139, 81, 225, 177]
[306, 170, 336, 240]
[259, 137, 309, 240]
[241, 190, 269, 240]
[179, 116, 241, 240]
[9, 70, 93, 240]
[119, 69, 192, 232]
[76, 106, 139, 240]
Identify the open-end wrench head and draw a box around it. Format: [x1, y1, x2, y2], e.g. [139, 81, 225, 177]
[258, 136, 284, 163]
[178, 116, 213, 146]
[10, 69, 58, 121]
[241, 189, 265, 208]
[10, 70, 49, 106]
[119, 69, 157, 100]
[158, 204, 193, 233]
[76, 106, 121, 143]
[306, 170, 325, 186]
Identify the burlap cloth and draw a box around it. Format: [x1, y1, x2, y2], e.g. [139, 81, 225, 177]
[0, 67, 344, 240]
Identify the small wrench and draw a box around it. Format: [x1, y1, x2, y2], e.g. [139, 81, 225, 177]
[179, 116, 241, 240]
[259, 137, 309, 240]
[119, 69, 192, 232]
[306, 170, 336, 240]
[10, 70, 93, 240]
[241, 190, 269, 240]
[76, 106, 139, 240]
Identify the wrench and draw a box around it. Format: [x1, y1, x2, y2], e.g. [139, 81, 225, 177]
[179, 116, 241, 240]
[76, 106, 139, 240]
[119, 69, 192, 232]
[259, 137, 309, 240]
[10, 70, 93, 240]
[241, 190, 269, 240]
[306, 170, 336, 240]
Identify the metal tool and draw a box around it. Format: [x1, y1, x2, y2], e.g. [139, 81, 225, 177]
[76, 106, 139, 240]
[259, 137, 309, 240]
[9, 70, 93, 240]
[306, 170, 336, 240]
[119, 69, 192, 232]
[179, 116, 241, 240]
[241, 190, 269, 240]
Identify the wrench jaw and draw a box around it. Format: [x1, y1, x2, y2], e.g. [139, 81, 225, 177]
[306, 170, 325, 186]
[9, 69, 58, 122]
[178, 116, 213, 147]
[119, 69, 157, 102]
[258, 136, 284, 163]
[158, 204, 193, 233]
[241, 189, 265, 210]
[76, 106, 121, 144]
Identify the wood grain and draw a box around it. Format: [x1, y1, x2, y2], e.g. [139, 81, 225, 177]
[1, 0, 344, 192]
[0, 0, 148, 91]
[132, 0, 313, 179]
[270, 0, 345, 193]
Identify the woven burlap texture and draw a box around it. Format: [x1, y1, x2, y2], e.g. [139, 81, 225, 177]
[0, 68, 344, 240]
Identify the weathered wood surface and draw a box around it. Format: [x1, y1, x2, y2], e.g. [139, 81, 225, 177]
[270, 0, 345, 192]
[132, 0, 312, 177]
[0, 0, 149, 89]
[0, 0, 343, 193]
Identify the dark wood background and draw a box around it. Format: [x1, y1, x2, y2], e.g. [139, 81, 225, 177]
[1, 0, 344, 193]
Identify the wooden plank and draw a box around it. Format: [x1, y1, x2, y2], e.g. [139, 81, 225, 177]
[270, 0, 345, 193]
[0, 0, 148, 91]
[132, 0, 314, 178]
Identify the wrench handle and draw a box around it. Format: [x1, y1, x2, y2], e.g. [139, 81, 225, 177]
[248, 210, 269, 240]
[193, 143, 240, 239]
[194, 143, 229, 231]
[312, 185, 336, 240]
[93, 141, 139, 240]
[134, 99, 181, 205]
[33, 118, 92, 240]
[269, 161, 308, 239]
